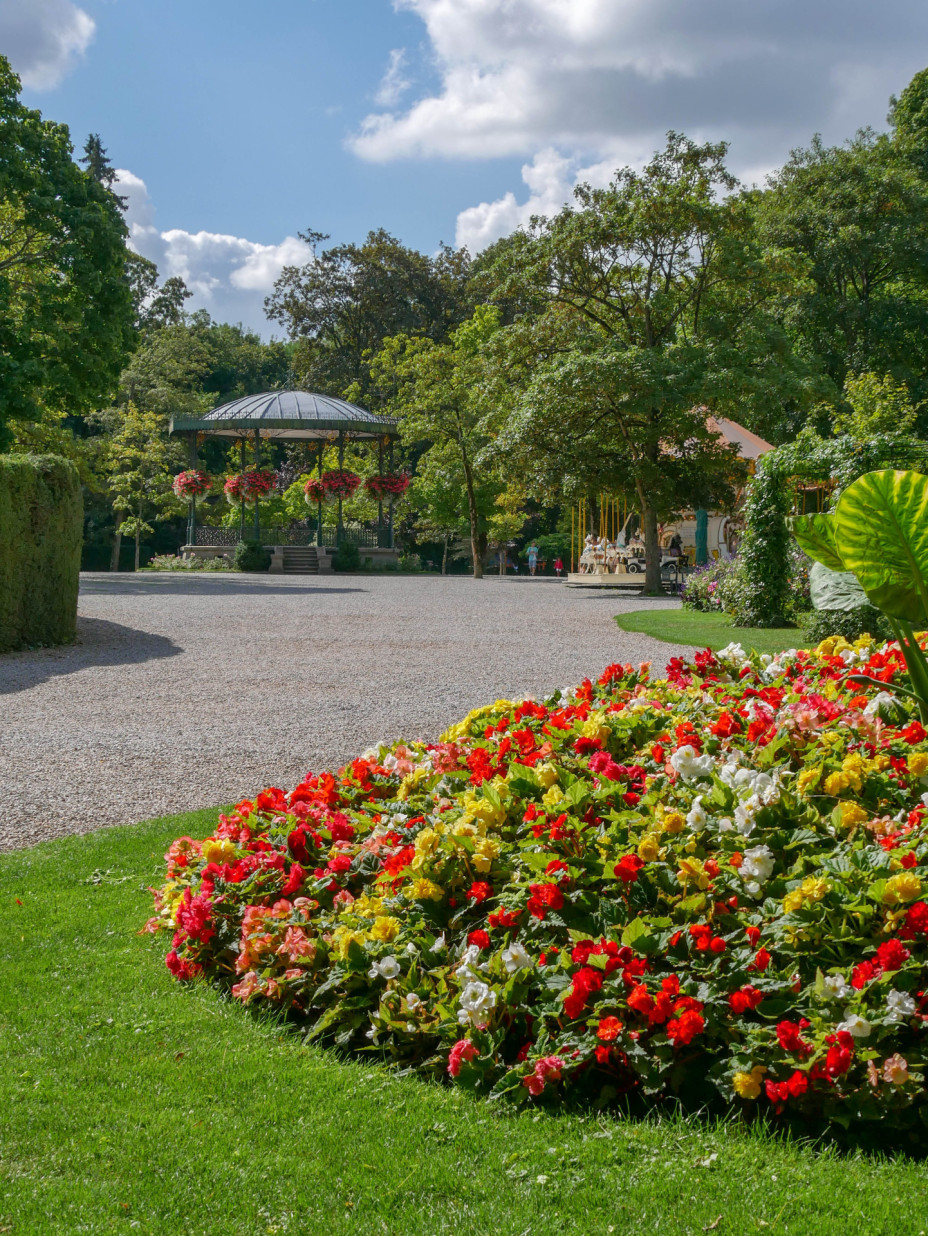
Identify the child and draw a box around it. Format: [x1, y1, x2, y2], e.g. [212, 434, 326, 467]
[554, 556, 564, 577]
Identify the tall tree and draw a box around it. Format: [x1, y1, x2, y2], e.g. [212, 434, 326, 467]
[485, 134, 811, 592]
[266, 229, 472, 402]
[0, 58, 135, 447]
[80, 133, 127, 207]
[104, 403, 185, 570]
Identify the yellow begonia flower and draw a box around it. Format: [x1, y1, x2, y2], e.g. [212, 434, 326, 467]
[677, 857, 711, 890]
[883, 872, 923, 906]
[397, 766, 432, 800]
[369, 915, 400, 942]
[350, 894, 384, 919]
[536, 763, 559, 789]
[542, 785, 564, 809]
[819, 731, 843, 748]
[783, 875, 831, 914]
[637, 834, 661, 863]
[201, 837, 237, 864]
[797, 766, 821, 796]
[473, 836, 501, 873]
[909, 753, 928, 777]
[581, 713, 610, 744]
[441, 701, 513, 742]
[332, 927, 368, 959]
[407, 878, 444, 901]
[662, 811, 685, 835]
[839, 802, 869, 830]
[733, 1066, 766, 1100]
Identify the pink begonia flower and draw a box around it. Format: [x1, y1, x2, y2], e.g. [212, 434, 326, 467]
[277, 926, 315, 962]
[522, 1055, 566, 1095]
[448, 1039, 478, 1077]
[231, 972, 260, 1002]
[883, 1053, 909, 1085]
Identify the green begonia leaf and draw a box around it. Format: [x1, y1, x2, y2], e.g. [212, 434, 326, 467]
[834, 469, 928, 624]
[788, 512, 845, 572]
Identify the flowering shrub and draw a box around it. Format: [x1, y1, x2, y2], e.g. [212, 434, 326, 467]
[172, 470, 212, 501]
[148, 553, 230, 572]
[321, 470, 362, 501]
[365, 473, 411, 502]
[149, 636, 928, 1129]
[681, 561, 728, 612]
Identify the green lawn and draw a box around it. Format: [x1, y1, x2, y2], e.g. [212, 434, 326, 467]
[616, 607, 803, 657]
[4, 813, 928, 1236]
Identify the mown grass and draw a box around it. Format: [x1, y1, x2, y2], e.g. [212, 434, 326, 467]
[616, 608, 802, 657]
[3, 812, 928, 1236]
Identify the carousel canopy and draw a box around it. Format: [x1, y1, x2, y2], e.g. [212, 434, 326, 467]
[705, 414, 773, 461]
[170, 390, 399, 441]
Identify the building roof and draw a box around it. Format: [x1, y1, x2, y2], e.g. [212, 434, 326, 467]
[705, 415, 774, 461]
[171, 390, 399, 440]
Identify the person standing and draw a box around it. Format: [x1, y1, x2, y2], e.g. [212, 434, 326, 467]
[527, 541, 539, 576]
[554, 556, 564, 576]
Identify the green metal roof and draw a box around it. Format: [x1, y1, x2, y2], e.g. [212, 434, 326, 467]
[171, 390, 399, 440]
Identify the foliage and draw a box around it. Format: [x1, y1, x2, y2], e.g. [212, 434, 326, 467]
[232, 540, 271, 573]
[266, 229, 472, 403]
[9, 811, 928, 1234]
[834, 372, 922, 438]
[756, 129, 928, 417]
[682, 559, 735, 612]
[483, 134, 813, 594]
[735, 430, 928, 627]
[154, 640, 928, 1130]
[332, 542, 361, 572]
[0, 454, 82, 652]
[801, 607, 894, 648]
[104, 403, 185, 570]
[147, 553, 230, 572]
[0, 58, 135, 447]
[793, 468, 928, 721]
[369, 306, 505, 578]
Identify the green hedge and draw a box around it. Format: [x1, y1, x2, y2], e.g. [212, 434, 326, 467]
[0, 454, 83, 653]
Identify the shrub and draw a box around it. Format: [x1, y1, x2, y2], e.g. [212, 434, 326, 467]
[681, 557, 735, 612]
[332, 542, 361, 572]
[801, 605, 895, 647]
[148, 553, 231, 572]
[0, 454, 82, 653]
[232, 540, 271, 572]
[152, 636, 928, 1131]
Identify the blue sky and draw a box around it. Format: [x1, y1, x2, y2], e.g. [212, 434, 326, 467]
[6, 0, 928, 334]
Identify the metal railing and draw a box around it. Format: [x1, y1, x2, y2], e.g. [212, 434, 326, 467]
[194, 524, 387, 548]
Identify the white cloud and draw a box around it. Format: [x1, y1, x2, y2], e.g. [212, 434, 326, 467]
[0, 0, 95, 90]
[351, 0, 928, 252]
[116, 170, 310, 335]
[375, 48, 411, 107]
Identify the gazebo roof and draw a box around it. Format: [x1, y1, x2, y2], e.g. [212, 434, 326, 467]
[170, 390, 399, 440]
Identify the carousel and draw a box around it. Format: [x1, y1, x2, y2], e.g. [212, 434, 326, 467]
[565, 415, 773, 589]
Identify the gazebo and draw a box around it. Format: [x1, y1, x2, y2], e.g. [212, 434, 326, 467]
[170, 391, 401, 572]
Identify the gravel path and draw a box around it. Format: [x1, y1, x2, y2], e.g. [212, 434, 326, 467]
[0, 573, 689, 850]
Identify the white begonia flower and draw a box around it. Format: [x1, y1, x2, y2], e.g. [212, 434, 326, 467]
[886, 989, 917, 1022]
[501, 942, 533, 973]
[837, 1011, 872, 1039]
[740, 845, 775, 884]
[718, 817, 734, 833]
[822, 974, 851, 1001]
[864, 691, 898, 720]
[406, 1022, 417, 1032]
[367, 956, 401, 981]
[457, 943, 487, 983]
[670, 745, 715, 782]
[430, 932, 447, 953]
[718, 642, 748, 662]
[457, 980, 497, 1028]
[686, 796, 707, 831]
[404, 992, 422, 1012]
[734, 796, 761, 838]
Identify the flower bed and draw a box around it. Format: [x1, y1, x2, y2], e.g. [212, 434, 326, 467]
[149, 636, 928, 1129]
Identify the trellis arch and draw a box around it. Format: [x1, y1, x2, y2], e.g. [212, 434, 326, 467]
[734, 430, 928, 627]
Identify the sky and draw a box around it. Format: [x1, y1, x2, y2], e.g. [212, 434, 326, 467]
[5, 0, 928, 336]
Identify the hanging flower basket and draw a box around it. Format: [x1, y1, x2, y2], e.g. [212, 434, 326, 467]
[172, 470, 212, 500]
[365, 472, 411, 502]
[224, 474, 249, 506]
[303, 477, 328, 504]
[241, 469, 278, 502]
[321, 469, 362, 501]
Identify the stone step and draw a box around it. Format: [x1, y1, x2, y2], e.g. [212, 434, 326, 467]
[282, 546, 319, 574]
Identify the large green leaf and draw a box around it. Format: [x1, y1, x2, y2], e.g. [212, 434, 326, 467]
[833, 469, 928, 625]
[788, 512, 845, 571]
[808, 561, 871, 612]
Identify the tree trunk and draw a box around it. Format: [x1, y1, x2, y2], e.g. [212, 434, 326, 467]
[641, 501, 665, 595]
[442, 535, 448, 575]
[134, 530, 141, 572]
[110, 522, 123, 572]
[499, 545, 506, 575]
[460, 449, 483, 579]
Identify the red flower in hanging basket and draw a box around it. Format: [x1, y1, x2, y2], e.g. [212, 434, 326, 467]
[321, 469, 362, 500]
[224, 474, 249, 505]
[241, 469, 278, 501]
[364, 472, 411, 501]
[172, 469, 212, 500]
[303, 477, 328, 504]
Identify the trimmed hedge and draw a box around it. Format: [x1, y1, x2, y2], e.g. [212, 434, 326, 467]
[0, 454, 83, 653]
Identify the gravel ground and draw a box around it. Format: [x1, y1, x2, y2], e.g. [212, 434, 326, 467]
[0, 572, 689, 850]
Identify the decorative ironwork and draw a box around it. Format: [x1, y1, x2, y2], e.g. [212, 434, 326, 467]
[194, 524, 384, 548]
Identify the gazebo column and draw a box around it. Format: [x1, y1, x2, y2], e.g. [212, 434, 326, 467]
[253, 428, 261, 541]
[337, 430, 345, 548]
[239, 439, 246, 539]
[388, 440, 395, 550]
[316, 439, 324, 548]
[377, 439, 384, 548]
[695, 509, 709, 566]
[187, 432, 198, 548]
